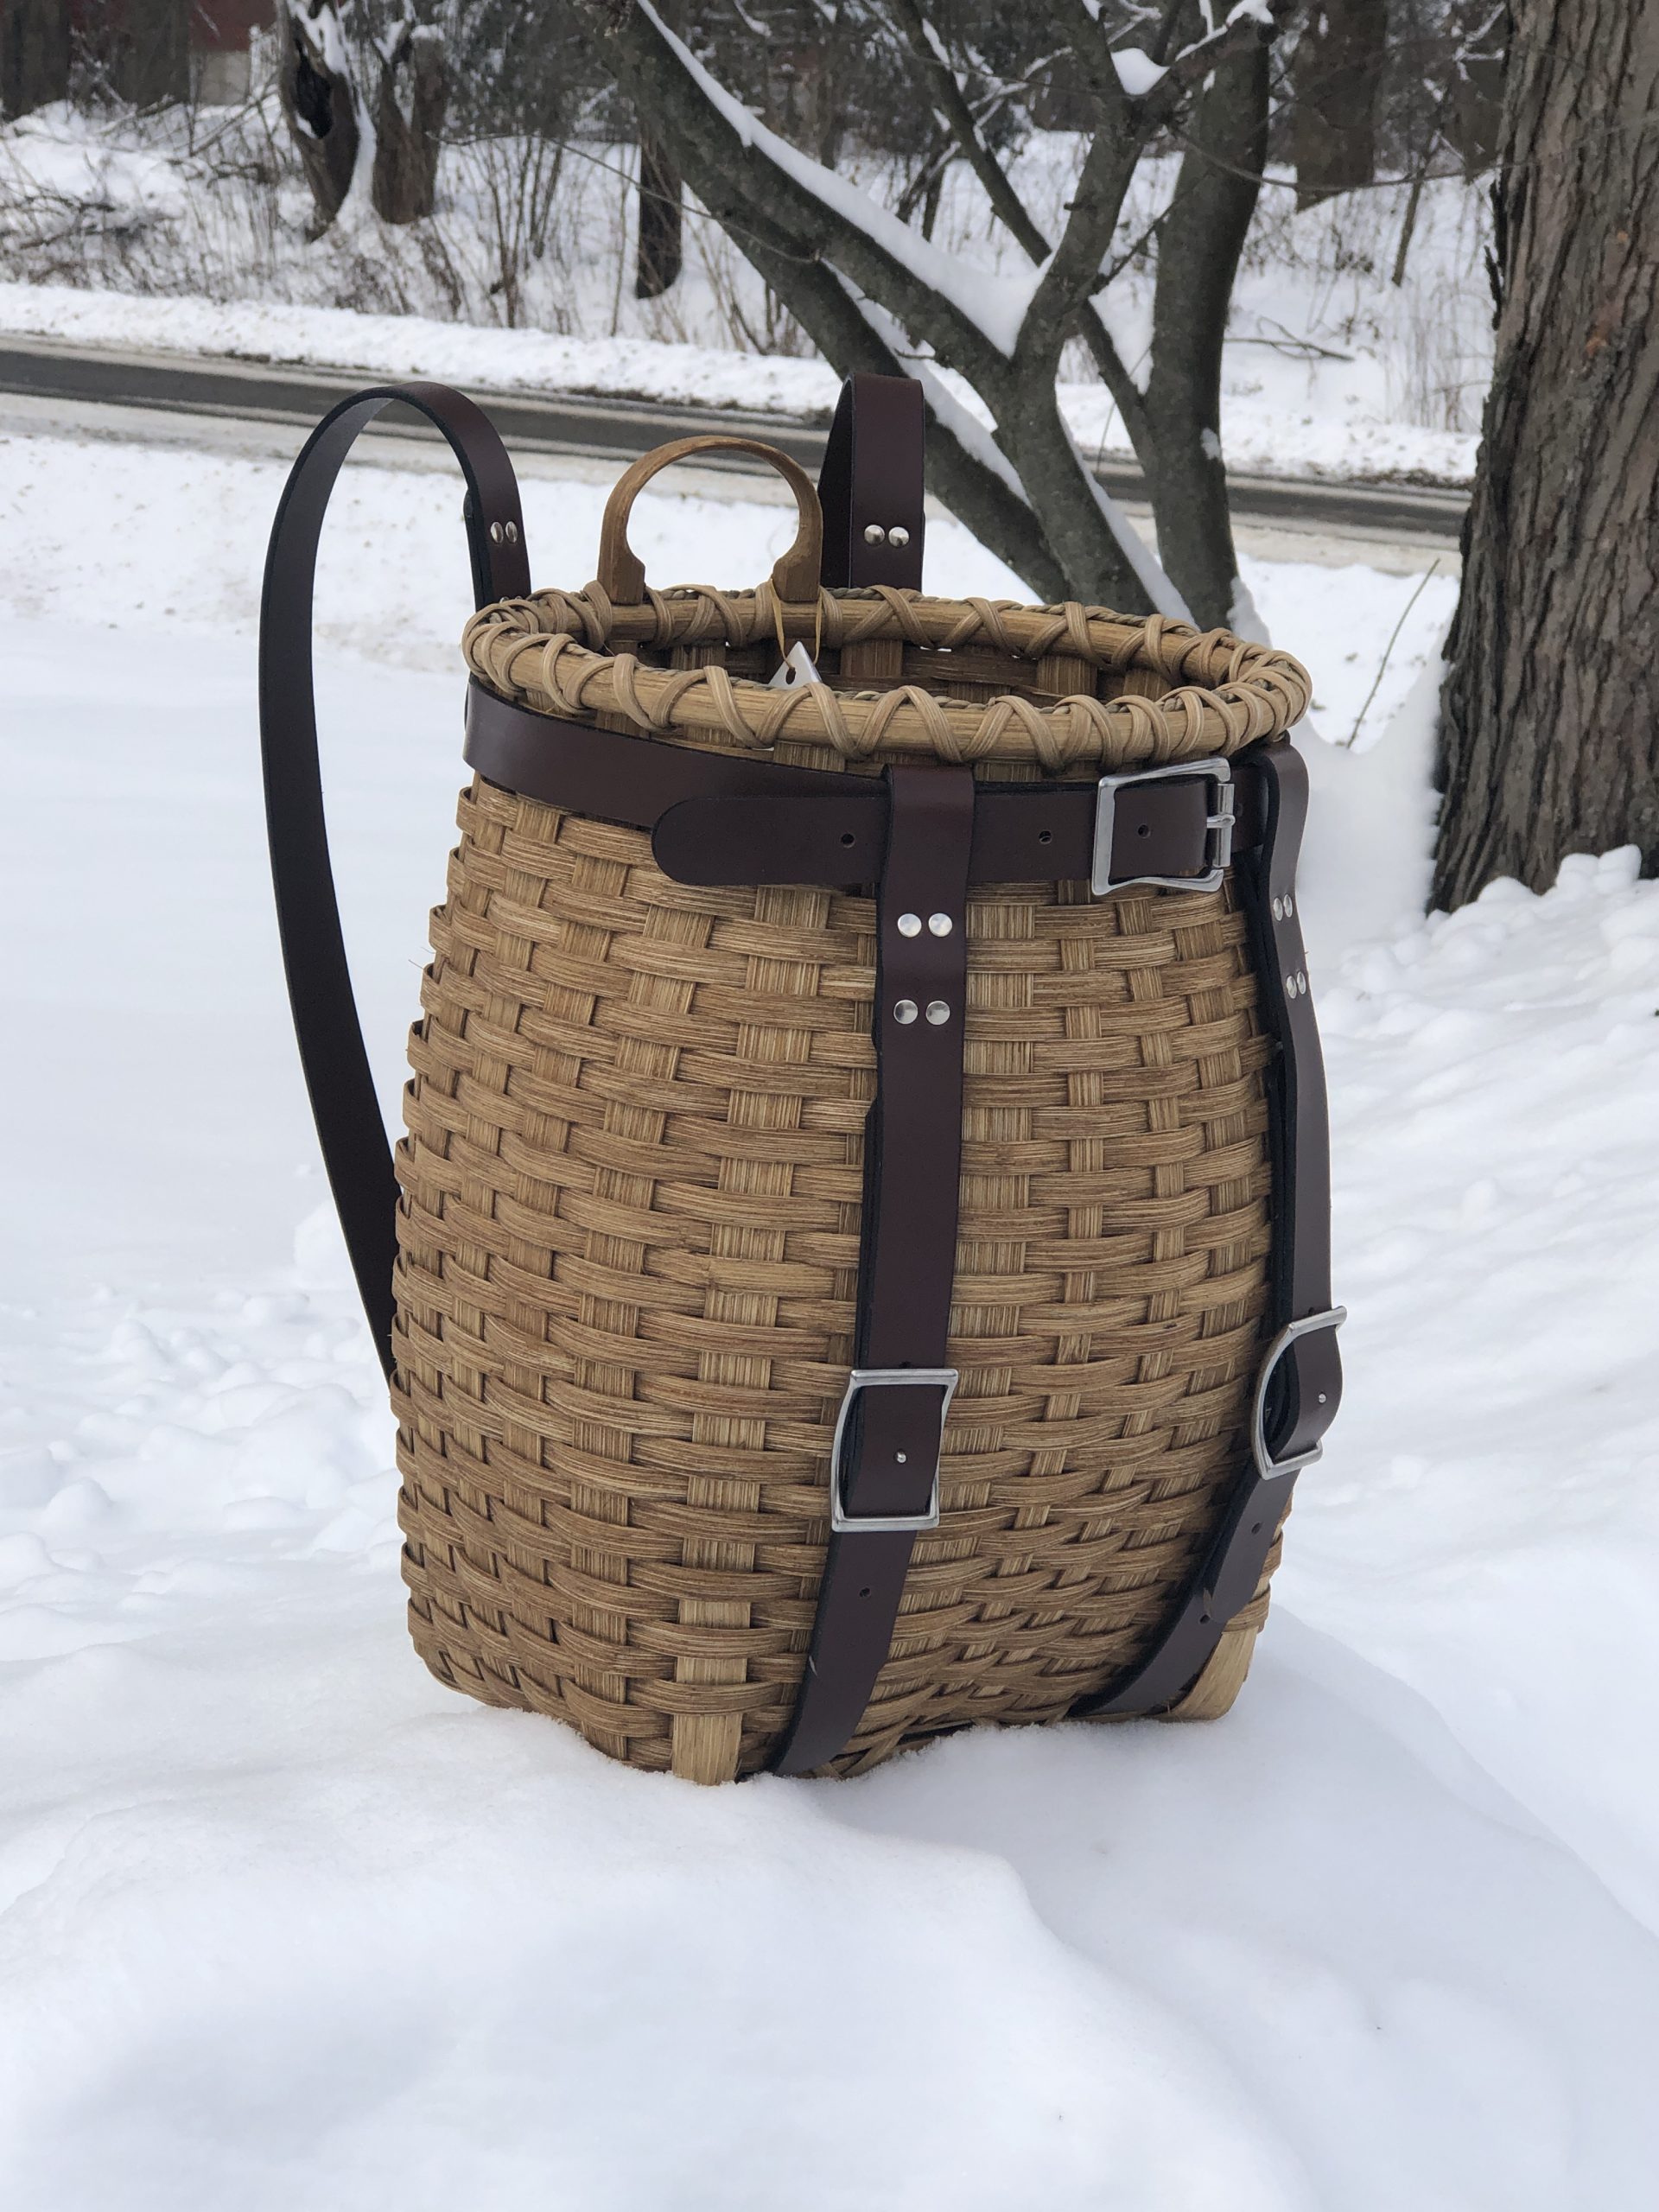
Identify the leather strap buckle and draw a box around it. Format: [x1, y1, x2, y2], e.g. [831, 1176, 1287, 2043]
[1251, 1306, 1348, 1479]
[829, 1367, 959, 1533]
[1091, 756, 1236, 894]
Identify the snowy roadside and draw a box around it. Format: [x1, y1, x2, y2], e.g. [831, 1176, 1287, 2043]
[3, 423, 1657, 2209]
[0, 280, 1480, 492]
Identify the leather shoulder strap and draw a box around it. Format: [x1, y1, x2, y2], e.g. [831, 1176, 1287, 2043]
[817, 374, 925, 590]
[1069, 740, 1344, 1718]
[263, 370, 922, 1381]
[258, 384, 530, 1379]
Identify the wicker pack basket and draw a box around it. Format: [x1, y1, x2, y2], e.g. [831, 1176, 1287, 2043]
[260, 376, 1344, 1783]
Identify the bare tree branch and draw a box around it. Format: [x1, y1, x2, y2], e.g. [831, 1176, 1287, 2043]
[567, 0, 1295, 621]
[738, 237, 1071, 598]
[579, 0, 1020, 404]
[886, 0, 1051, 262]
[1142, 25, 1272, 620]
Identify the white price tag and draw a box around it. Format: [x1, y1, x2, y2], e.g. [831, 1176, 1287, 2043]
[768, 640, 823, 690]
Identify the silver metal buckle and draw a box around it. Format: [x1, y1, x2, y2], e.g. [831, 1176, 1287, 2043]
[1092, 756, 1236, 895]
[1251, 1306, 1348, 1479]
[829, 1366, 959, 1533]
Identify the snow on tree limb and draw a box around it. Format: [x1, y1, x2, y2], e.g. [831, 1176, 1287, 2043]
[1111, 50, 1167, 98]
[632, 0, 1046, 365]
[573, 0, 1291, 621]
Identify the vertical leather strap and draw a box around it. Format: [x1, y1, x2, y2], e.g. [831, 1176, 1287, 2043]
[1070, 740, 1344, 1718]
[817, 374, 926, 589]
[771, 765, 976, 1775]
[258, 384, 530, 1379]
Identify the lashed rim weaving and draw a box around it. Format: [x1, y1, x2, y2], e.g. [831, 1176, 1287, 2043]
[463, 588, 1312, 768]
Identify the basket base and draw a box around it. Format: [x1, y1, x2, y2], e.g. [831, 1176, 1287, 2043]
[402, 1589, 1271, 1778]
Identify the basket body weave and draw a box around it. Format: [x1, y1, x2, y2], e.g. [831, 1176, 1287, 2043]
[392, 586, 1310, 1780]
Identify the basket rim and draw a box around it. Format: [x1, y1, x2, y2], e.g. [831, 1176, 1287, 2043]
[461, 584, 1311, 772]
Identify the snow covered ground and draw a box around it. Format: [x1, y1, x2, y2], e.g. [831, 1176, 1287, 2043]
[4, 420, 1658, 2209]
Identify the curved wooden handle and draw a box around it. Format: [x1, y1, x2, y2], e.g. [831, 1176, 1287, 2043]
[594, 434, 824, 605]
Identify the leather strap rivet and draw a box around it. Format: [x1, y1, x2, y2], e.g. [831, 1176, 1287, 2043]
[888, 525, 912, 548]
[895, 1452, 907, 1464]
[1285, 972, 1298, 993]
[863, 523, 887, 545]
[1272, 896, 1285, 921]
[893, 998, 918, 1025]
[505, 520, 518, 543]
[897, 912, 923, 938]
[925, 1000, 951, 1026]
[927, 912, 953, 937]
[1297, 972, 1308, 994]
[1285, 893, 1295, 916]
[489, 521, 504, 544]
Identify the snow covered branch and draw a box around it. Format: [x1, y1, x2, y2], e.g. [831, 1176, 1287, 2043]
[568, 0, 1293, 621]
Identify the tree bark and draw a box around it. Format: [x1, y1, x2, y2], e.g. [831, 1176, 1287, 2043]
[276, 0, 361, 234]
[1, 0, 70, 117]
[105, 0, 191, 107]
[372, 23, 447, 225]
[634, 130, 683, 298]
[1433, 0, 1659, 910]
[1291, 0, 1387, 204]
[1143, 36, 1270, 627]
[1434, 0, 1507, 178]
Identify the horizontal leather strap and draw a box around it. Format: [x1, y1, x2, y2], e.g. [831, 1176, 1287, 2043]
[464, 681, 1254, 889]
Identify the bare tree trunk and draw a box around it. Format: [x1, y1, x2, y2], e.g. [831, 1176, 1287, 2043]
[635, 130, 683, 298]
[276, 0, 361, 234]
[1291, 0, 1386, 204]
[372, 22, 447, 225]
[104, 0, 191, 107]
[1433, 0, 1659, 910]
[1, 0, 70, 117]
[1440, 0, 1508, 176]
[1143, 36, 1269, 627]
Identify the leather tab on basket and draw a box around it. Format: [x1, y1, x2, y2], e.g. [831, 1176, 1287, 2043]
[817, 375, 925, 590]
[771, 763, 976, 1776]
[1071, 740, 1345, 1719]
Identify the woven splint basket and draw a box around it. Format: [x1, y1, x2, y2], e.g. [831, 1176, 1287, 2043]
[260, 376, 1344, 1783]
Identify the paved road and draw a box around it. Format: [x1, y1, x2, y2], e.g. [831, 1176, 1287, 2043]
[0, 333, 1468, 547]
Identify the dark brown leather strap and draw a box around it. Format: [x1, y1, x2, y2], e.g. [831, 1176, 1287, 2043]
[1069, 739, 1344, 1719]
[818, 374, 926, 589]
[464, 682, 1241, 890]
[258, 385, 530, 1379]
[771, 765, 976, 1775]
